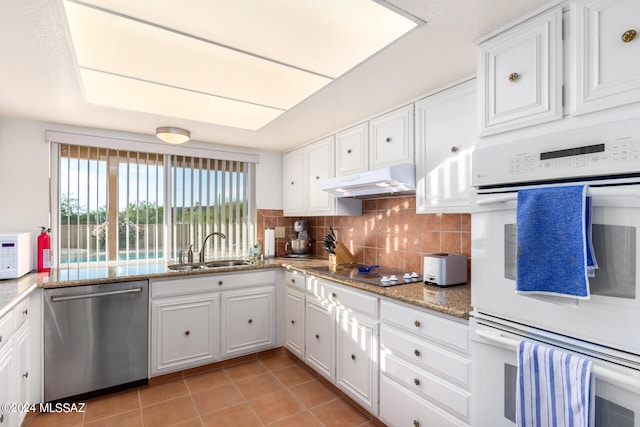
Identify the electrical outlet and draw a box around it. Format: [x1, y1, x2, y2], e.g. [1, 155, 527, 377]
[275, 226, 286, 238]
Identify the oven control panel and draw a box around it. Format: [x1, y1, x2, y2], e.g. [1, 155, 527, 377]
[473, 120, 640, 187]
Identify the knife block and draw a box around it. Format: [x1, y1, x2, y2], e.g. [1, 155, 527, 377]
[329, 242, 357, 265]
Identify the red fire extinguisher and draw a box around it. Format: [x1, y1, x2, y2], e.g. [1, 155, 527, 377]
[37, 227, 51, 273]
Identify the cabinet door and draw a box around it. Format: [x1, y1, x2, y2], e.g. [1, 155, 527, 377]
[15, 323, 30, 420]
[336, 123, 369, 176]
[285, 287, 305, 359]
[0, 343, 15, 427]
[416, 79, 477, 213]
[221, 286, 275, 358]
[151, 295, 219, 376]
[573, 0, 640, 115]
[305, 298, 335, 381]
[283, 149, 305, 216]
[478, 7, 563, 135]
[370, 105, 414, 169]
[336, 312, 378, 414]
[306, 136, 335, 215]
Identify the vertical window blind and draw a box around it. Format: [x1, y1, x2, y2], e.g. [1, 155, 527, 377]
[56, 144, 165, 267]
[171, 155, 254, 262]
[54, 142, 255, 268]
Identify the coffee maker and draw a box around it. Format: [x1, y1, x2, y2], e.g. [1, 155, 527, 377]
[285, 219, 311, 257]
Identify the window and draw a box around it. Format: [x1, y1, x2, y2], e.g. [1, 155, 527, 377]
[171, 155, 253, 261]
[52, 141, 255, 268]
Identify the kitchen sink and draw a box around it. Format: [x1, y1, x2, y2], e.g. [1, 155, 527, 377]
[201, 259, 250, 268]
[167, 263, 203, 271]
[167, 259, 250, 271]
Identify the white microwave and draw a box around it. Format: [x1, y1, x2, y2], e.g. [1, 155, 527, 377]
[0, 233, 33, 279]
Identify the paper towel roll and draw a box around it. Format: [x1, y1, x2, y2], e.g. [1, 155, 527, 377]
[264, 228, 275, 258]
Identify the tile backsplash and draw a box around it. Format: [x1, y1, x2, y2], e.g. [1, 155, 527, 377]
[257, 196, 470, 277]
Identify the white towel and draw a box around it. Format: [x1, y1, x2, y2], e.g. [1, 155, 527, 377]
[517, 341, 594, 427]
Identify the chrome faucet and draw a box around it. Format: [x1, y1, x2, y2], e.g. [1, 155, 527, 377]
[199, 232, 227, 263]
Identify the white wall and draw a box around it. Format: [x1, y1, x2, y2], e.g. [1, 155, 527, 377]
[0, 116, 283, 234]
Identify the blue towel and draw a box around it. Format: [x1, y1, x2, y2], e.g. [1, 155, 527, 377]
[517, 341, 594, 427]
[516, 186, 597, 299]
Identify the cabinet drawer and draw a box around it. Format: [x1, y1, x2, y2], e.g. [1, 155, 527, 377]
[332, 284, 378, 318]
[308, 277, 378, 317]
[152, 269, 276, 297]
[284, 270, 305, 292]
[381, 300, 469, 353]
[13, 297, 30, 329]
[380, 375, 469, 427]
[381, 324, 470, 387]
[383, 353, 470, 421]
[0, 310, 14, 350]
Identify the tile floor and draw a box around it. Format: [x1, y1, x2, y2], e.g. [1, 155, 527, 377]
[24, 349, 383, 427]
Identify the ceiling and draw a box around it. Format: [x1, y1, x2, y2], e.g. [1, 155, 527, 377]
[0, 0, 550, 152]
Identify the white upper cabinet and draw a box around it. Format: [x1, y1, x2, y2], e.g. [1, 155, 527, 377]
[572, 0, 640, 115]
[283, 137, 362, 217]
[282, 149, 305, 216]
[415, 79, 477, 214]
[336, 122, 369, 176]
[478, 6, 564, 136]
[307, 137, 335, 214]
[370, 104, 414, 169]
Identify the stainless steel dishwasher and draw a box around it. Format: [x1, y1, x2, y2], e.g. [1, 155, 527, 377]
[43, 280, 148, 402]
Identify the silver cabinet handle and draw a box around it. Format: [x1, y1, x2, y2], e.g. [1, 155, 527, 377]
[51, 287, 143, 302]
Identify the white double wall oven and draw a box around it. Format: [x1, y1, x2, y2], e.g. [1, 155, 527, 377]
[470, 118, 640, 426]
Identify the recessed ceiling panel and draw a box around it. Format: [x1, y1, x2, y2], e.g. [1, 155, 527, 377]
[75, 0, 419, 77]
[61, 0, 419, 130]
[64, 1, 333, 110]
[80, 69, 285, 130]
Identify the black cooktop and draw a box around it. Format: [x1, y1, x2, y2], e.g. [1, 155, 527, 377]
[309, 264, 422, 287]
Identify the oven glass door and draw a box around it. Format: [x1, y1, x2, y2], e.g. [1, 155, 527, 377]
[471, 319, 640, 427]
[471, 184, 640, 354]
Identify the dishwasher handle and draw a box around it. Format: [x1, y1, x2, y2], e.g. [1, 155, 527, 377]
[50, 287, 144, 302]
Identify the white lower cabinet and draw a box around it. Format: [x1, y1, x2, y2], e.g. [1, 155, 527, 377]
[336, 310, 378, 414]
[0, 340, 15, 426]
[380, 375, 468, 427]
[221, 285, 275, 358]
[284, 270, 306, 359]
[151, 294, 219, 376]
[304, 275, 379, 415]
[0, 291, 39, 427]
[379, 299, 471, 427]
[150, 270, 277, 376]
[305, 296, 335, 381]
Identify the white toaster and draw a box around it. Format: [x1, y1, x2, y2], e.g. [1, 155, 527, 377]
[423, 253, 467, 286]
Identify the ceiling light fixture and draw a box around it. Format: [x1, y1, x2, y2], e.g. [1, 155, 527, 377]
[156, 126, 190, 144]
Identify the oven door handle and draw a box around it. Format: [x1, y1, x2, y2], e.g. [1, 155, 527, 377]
[476, 187, 640, 206]
[476, 329, 640, 394]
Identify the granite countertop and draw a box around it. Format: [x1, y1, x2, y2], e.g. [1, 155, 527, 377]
[280, 259, 472, 320]
[0, 257, 471, 320]
[0, 273, 39, 317]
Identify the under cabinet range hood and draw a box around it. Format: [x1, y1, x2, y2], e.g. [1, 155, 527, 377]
[320, 163, 415, 198]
